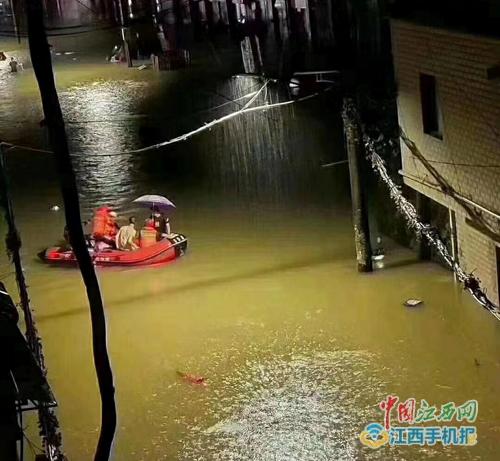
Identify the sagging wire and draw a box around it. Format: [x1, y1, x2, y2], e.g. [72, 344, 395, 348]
[321, 159, 348, 168]
[4, 89, 262, 126]
[400, 129, 500, 243]
[424, 159, 500, 168]
[342, 101, 500, 321]
[116, 84, 326, 155]
[3, 80, 331, 158]
[0, 23, 121, 38]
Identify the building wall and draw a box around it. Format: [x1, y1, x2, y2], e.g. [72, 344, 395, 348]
[391, 19, 500, 304]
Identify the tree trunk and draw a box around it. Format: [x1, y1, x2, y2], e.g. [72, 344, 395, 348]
[25, 2, 117, 461]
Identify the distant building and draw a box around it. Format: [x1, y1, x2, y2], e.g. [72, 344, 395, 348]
[0, 0, 14, 30]
[391, 19, 500, 304]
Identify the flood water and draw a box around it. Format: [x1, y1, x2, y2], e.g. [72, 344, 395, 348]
[1, 39, 500, 461]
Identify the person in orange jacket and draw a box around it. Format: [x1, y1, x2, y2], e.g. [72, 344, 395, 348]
[139, 218, 157, 248]
[93, 206, 118, 248]
[105, 211, 119, 239]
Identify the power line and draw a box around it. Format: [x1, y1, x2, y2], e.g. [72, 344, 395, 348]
[400, 129, 500, 242]
[3, 91, 261, 126]
[0, 23, 120, 38]
[2, 82, 331, 158]
[425, 159, 500, 168]
[342, 100, 500, 319]
[73, 0, 101, 15]
[45, 22, 108, 31]
[321, 159, 348, 168]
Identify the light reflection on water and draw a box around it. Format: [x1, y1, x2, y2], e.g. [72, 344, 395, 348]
[178, 348, 381, 461]
[61, 80, 147, 209]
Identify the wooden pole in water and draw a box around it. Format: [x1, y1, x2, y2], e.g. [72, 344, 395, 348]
[25, 2, 117, 461]
[342, 99, 373, 272]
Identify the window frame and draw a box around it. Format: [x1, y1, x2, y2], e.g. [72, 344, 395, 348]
[419, 73, 444, 140]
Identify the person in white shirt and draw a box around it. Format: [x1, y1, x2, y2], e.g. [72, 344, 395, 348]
[116, 217, 139, 251]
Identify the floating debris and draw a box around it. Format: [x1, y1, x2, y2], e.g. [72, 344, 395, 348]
[205, 420, 245, 435]
[177, 371, 207, 387]
[372, 236, 385, 261]
[435, 384, 453, 390]
[50, 205, 60, 211]
[404, 299, 423, 307]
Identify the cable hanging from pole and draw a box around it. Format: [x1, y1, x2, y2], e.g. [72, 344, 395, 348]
[342, 101, 500, 320]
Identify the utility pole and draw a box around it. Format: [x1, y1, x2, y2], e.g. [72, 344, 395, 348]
[9, 0, 20, 43]
[226, 0, 238, 39]
[271, 0, 282, 44]
[239, 0, 263, 74]
[25, 2, 117, 461]
[116, 0, 133, 67]
[342, 99, 373, 272]
[189, 0, 203, 41]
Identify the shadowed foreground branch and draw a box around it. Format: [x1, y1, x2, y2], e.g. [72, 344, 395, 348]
[25, 1, 117, 460]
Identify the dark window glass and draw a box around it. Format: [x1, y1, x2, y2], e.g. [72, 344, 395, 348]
[420, 74, 443, 139]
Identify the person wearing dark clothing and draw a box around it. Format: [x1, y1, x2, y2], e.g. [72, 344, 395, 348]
[150, 206, 170, 238]
[9, 57, 18, 72]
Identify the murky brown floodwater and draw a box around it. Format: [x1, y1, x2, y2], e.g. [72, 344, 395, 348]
[1, 39, 500, 461]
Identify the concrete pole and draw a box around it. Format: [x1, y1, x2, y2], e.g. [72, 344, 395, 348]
[117, 0, 133, 67]
[343, 99, 373, 272]
[189, 0, 203, 41]
[204, 0, 215, 34]
[226, 0, 238, 38]
[271, 0, 282, 44]
[241, 0, 264, 74]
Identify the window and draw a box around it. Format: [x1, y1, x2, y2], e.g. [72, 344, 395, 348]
[419, 74, 443, 139]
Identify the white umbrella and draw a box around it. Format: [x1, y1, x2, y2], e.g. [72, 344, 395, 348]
[132, 194, 176, 212]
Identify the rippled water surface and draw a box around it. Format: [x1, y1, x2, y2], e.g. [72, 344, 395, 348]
[1, 39, 500, 461]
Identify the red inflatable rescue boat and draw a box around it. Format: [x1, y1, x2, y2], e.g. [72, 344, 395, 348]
[40, 234, 187, 267]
